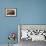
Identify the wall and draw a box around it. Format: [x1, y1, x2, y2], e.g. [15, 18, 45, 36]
[0, 0, 21, 44]
[0, 0, 46, 44]
[20, 0, 46, 24]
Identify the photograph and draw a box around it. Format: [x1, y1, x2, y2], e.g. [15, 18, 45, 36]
[5, 8, 16, 16]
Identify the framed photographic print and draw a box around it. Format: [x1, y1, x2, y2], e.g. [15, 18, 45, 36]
[5, 8, 16, 16]
[18, 24, 46, 42]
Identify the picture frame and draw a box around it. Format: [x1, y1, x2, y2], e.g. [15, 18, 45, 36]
[18, 24, 46, 42]
[5, 8, 16, 16]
